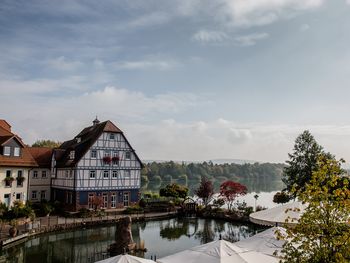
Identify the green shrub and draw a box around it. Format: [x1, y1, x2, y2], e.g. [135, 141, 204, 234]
[78, 208, 92, 218]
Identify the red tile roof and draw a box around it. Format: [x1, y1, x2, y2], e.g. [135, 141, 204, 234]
[27, 147, 53, 168]
[0, 120, 37, 167]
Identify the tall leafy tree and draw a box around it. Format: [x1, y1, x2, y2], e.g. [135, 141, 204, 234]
[283, 130, 332, 196]
[219, 180, 247, 211]
[281, 156, 350, 262]
[195, 176, 214, 207]
[32, 139, 61, 148]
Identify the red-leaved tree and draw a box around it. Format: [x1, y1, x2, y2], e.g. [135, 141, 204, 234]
[220, 181, 247, 211]
[195, 176, 214, 208]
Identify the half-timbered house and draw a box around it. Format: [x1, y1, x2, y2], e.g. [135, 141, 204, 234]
[51, 119, 142, 211]
[0, 120, 37, 206]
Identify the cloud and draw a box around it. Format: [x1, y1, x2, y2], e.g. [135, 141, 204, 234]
[47, 56, 83, 71]
[126, 12, 171, 28]
[114, 59, 180, 70]
[192, 30, 229, 43]
[219, 0, 324, 27]
[0, 85, 202, 143]
[235, 33, 269, 46]
[126, 119, 350, 163]
[300, 24, 310, 31]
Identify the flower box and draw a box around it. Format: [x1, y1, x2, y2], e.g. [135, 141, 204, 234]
[103, 156, 112, 164]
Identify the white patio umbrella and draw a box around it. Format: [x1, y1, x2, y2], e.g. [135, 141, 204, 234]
[235, 227, 287, 257]
[249, 201, 307, 226]
[157, 239, 278, 263]
[95, 254, 155, 263]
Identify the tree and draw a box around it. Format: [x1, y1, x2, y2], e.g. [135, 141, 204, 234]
[219, 181, 247, 211]
[273, 191, 290, 204]
[282, 130, 332, 196]
[32, 139, 61, 148]
[280, 156, 350, 262]
[195, 176, 214, 207]
[159, 183, 188, 199]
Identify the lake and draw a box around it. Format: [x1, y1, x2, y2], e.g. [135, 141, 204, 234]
[0, 217, 265, 263]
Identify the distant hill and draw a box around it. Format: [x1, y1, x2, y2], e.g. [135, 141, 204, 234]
[143, 159, 259, 165]
[209, 159, 257, 165]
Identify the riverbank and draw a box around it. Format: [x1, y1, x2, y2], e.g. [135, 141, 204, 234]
[0, 210, 178, 249]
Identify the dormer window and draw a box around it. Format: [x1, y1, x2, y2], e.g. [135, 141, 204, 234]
[69, 151, 75, 160]
[110, 133, 115, 140]
[3, 146, 10, 156]
[14, 147, 20, 157]
[76, 137, 81, 143]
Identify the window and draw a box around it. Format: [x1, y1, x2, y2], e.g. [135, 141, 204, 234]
[5, 170, 12, 187]
[3, 146, 10, 156]
[17, 170, 23, 187]
[125, 151, 131, 160]
[33, 171, 38, 178]
[88, 194, 94, 209]
[16, 193, 21, 200]
[91, 150, 97, 158]
[104, 151, 110, 157]
[111, 193, 116, 208]
[41, 190, 46, 200]
[112, 151, 119, 165]
[103, 170, 109, 178]
[125, 170, 131, 178]
[14, 147, 20, 157]
[112, 170, 118, 178]
[69, 170, 73, 178]
[32, 191, 37, 199]
[123, 192, 129, 207]
[90, 170, 96, 179]
[65, 170, 69, 178]
[102, 193, 108, 208]
[42, 171, 47, 178]
[110, 133, 115, 140]
[69, 151, 75, 159]
[67, 192, 73, 204]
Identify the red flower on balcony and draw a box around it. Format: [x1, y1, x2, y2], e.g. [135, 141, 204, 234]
[103, 156, 112, 164]
[112, 156, 120, 163]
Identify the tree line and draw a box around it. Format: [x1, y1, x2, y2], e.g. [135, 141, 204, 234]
[141, 161, 285, 187]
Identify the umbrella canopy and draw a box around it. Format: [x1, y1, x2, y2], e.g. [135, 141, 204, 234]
[235, 227, 287, 257]
[249, 201, 307, 226]
[157, 239, 278, 263]
[95, 254, 155, 263]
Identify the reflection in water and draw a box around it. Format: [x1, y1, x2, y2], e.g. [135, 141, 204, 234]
[0, 218, 264, 262]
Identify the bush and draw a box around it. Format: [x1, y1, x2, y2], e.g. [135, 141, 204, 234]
[273, 191, 291, 204]
[256, 205, 267, 212]
[78, 208, 92, 218]
[124, 205, 144, 214]
[159, 183, 188, 199]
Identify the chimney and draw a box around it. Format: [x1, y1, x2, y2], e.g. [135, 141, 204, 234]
[93, 116, 100, 126]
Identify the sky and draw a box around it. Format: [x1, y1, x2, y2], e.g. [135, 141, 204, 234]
[1, 0, 350, 163]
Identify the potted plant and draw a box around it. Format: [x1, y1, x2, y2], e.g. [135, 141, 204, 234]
[9, 219, 18, 237]
[103, 156, 112, 164]
[17, 176, 25, 184]
[4, 176, 15, 186]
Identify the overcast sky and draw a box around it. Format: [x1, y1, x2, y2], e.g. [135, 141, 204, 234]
[1, 0, 350, 163]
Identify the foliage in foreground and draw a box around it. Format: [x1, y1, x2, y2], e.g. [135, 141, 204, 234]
[280, 156, 350, 263]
